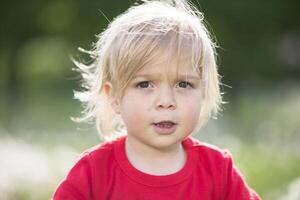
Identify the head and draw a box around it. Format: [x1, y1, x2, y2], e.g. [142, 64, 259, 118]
[74, 0, 222, 141]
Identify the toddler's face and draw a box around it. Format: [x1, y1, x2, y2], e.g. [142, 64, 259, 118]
[116, 58, 203, 150]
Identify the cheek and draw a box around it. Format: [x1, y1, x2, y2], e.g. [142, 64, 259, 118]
[119, 95, 149, 125]
[179, 95, 202, 121]
[187, 103, 201, 121]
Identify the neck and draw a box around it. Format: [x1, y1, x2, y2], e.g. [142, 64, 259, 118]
[125, 136, 186, 175]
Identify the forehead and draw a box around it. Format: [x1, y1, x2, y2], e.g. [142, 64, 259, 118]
[134, 48, 200, 79]
[114, 30, 203, 95]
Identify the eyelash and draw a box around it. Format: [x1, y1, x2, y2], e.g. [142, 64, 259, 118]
[135, 81, 194, 89]
[136, 81, 153, 88]
[176, 81, 194, 88]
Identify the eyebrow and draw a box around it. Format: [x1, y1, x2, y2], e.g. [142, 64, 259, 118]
[133, 73, 200, 80]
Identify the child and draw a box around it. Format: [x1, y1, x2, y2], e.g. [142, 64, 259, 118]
[53, 0, 261, 199]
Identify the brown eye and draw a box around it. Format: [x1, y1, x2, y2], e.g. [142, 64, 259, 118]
[177, 81, 193, 88]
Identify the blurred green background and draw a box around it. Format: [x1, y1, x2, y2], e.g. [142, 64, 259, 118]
[0, 0, 300, 199]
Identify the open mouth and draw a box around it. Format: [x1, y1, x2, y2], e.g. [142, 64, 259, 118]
[154, 121, 176, 128]
[152, 121, 177, 134]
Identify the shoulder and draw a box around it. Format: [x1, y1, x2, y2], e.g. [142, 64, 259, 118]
[76, 137, 124, 170]
[53, 137, 122, 199]
[184, 137, 233, 176]
[184, 136, 232, 161]
[62, 137, 123, 186]
[83, 138, 117, 158]
[63, 137, 120, 177]
[185, 137, 261, 199]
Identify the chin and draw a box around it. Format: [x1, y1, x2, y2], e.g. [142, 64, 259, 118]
[149, 136, 182, 150]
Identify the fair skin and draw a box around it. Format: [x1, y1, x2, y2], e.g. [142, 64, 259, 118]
[104, 58, 203, 175]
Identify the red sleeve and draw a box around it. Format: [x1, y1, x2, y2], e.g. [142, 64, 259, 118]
[53, 155, 93, 200]
[222, 151, 261, 200]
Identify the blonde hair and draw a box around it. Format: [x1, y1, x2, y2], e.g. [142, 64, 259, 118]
[73, 0, 222, 141]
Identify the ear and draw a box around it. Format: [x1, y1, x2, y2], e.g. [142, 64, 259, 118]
[103, 82, 121, 114]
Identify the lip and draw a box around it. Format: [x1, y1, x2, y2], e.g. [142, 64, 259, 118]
[152, 121, 177, 135]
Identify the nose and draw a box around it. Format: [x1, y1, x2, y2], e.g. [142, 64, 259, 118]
[155, 86, 176, 110]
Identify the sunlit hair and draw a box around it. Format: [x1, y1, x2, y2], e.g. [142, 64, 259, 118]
[73, 0, 222, 141]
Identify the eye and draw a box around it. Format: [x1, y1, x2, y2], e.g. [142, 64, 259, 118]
[136, 81, 153, 88]
[177, 81, 193, 88]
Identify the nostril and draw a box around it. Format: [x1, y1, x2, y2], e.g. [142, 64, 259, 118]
[156, 98, 176, 109]
[157, 102, 176, 109]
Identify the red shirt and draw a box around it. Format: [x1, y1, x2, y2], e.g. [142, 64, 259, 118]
[53, 136, 260, 200]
